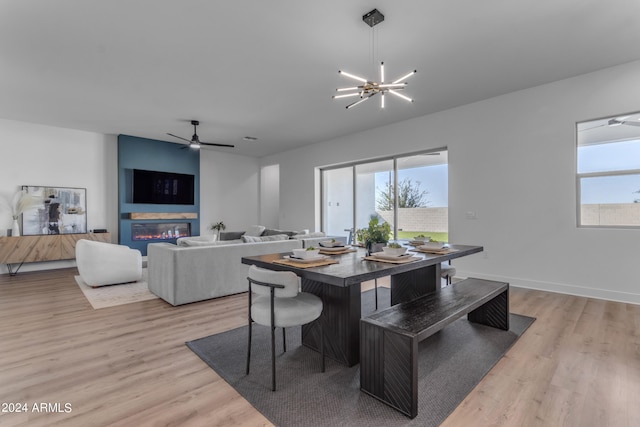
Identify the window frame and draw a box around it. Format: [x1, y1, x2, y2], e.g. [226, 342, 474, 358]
[576, 113, 640, 229]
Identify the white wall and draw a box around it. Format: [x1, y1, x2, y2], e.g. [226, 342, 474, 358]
[199, 150, 260, 233]
[0, 118, 118, 273]
[259, 163, 280, 228]
[262, 60, 640, 305]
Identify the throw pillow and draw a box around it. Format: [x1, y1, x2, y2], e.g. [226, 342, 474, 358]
[262, 228, 299, 237]
[242, 235, 262, 243]
[242, 234, 289, 243]
[176, 235, 218, 247]
[244, 225, 266, 237]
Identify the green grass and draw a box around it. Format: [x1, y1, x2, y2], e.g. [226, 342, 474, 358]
[396, 231, 449, 242]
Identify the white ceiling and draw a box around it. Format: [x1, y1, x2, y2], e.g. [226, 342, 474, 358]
[2, 0, 640, 157]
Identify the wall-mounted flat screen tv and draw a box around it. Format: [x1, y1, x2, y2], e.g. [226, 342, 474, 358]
[133, 169, 195, 205]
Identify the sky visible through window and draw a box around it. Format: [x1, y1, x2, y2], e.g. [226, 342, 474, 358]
[578, 139, 640, 204]
[375, 164, 449, 208]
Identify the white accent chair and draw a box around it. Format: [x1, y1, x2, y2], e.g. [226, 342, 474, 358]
[246, 265, 325, 391]
[75, 239, 142, 287]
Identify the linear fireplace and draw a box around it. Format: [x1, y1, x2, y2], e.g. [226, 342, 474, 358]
[132, 222, 191, 241]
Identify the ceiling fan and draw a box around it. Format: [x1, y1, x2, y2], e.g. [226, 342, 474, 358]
[167, 120, 235, 149]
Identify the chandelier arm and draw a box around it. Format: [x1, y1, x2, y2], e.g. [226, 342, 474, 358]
[338, 70, 368, 83]
[392, 70, 417, 84]
[388, 89, 413, 102]
[345, 93, 375, 109]
[336, 86, 363, 92]
[332, 92, 362, 99]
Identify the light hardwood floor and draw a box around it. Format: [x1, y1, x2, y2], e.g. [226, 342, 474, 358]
[1, 269, 639, 426]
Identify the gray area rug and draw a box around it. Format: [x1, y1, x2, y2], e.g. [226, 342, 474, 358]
[187, 287, 534, 427]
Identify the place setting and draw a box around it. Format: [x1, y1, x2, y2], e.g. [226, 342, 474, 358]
[406, 235, 459, 255]
[317, 239, 357, 255]
[363, 243, 421, 264]
[273, 247, 340, 268]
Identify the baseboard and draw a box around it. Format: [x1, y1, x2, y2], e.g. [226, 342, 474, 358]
[456, 270, 640, 306]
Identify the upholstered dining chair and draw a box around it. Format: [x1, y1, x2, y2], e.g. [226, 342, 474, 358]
[246, 265, 325, 391]
[441, 261, 456, 286]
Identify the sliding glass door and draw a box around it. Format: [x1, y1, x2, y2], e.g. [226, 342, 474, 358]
[321, 149, 448, 242]
[396, 152, 448, 241]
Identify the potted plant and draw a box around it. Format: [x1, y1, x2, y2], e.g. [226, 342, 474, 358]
[357, 215, 391, 255]
[210, 221, 226, 239]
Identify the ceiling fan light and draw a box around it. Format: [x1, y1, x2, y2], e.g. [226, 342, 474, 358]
[380, 62, 385, 83]
[381, 92, 385, 108]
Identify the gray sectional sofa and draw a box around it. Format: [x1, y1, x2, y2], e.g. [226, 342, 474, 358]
[147, 238, 301, 306]
[147, 228, 347, 306]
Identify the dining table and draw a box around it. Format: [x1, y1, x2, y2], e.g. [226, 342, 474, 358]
[241, 243, 483, 367]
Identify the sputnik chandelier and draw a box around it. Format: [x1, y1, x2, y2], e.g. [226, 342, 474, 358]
[333, 9, 416, 109]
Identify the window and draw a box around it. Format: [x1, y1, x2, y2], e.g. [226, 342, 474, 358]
[577, 113, 640, 227]
[321, 149, 448, 242]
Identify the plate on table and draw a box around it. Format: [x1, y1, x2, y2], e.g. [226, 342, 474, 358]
[372, 253, 415, 261]
[284, 255, 329, 264]
[318, 245, 347, 252]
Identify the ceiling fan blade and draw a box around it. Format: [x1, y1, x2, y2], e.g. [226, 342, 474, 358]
[167, 133, 193, 143]
[621, 120, 640, 127]
[200, 141, 235, 148]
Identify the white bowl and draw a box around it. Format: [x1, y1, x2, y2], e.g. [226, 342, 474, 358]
[420, 241, 445, 250]
[292, 248, 320, 259]
[382, 246, 407, 257]
[412, 236, 431, 242]
[319, 240, 343, 248]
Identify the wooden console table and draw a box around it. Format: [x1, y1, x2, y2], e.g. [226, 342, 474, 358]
[0, 232, 112, 275]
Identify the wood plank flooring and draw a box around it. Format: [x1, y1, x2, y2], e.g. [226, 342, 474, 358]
[1, 269, 639, 426]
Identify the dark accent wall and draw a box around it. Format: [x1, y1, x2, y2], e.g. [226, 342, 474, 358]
[118, 135, 200, 255]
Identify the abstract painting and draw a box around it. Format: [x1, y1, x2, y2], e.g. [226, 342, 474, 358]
[21, 186, 87, 235]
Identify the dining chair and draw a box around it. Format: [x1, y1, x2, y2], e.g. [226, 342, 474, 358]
[441, 261, 456, 286]
[246, 265, 325, 391]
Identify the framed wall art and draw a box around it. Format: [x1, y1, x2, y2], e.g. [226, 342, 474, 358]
[21, 186, 87, 235]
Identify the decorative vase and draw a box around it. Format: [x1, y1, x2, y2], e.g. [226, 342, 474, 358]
[12, 218, 20, 237]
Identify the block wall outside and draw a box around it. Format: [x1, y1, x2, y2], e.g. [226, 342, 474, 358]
[377, 207, 449, 232]
[581, 203, 640, 226]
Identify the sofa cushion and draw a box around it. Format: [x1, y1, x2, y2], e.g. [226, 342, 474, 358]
[219, 231, 245, 241]
[245, 225, 266, 237]
[242, 234, 289, 243]
[262, 228, 299, 237]
[176, 235, 217, 247]
[291, 231, 326, 239]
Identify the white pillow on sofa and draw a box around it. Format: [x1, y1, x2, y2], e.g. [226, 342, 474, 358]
[176, 235, 217, 247]
[242, 234, 289, 243]
[244, 225, 266, 237]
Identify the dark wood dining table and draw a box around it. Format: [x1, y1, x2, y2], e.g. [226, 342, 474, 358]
[241, 244, 483, 366]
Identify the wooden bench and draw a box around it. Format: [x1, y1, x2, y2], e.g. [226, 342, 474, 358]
[359, 278, 509, 418]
